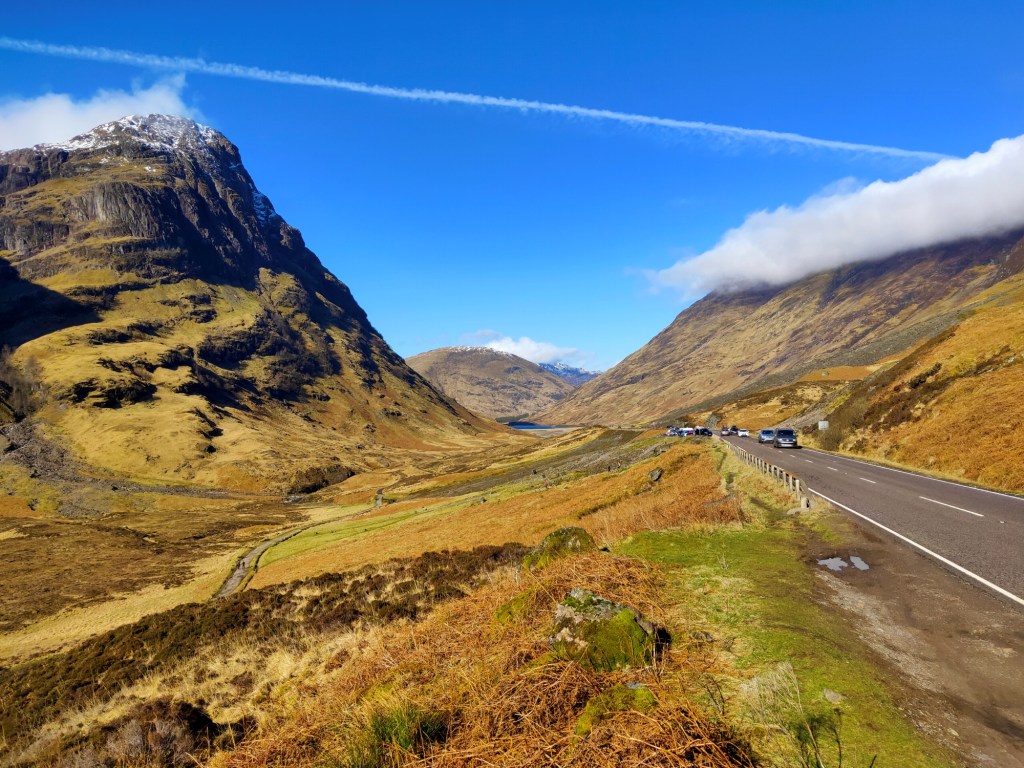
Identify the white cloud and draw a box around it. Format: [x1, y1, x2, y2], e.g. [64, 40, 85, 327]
[482, 335, 581, 365]
[0, 75, 196, 150]
[652, 134, 1024, 296]
[0, 36, 948, 162]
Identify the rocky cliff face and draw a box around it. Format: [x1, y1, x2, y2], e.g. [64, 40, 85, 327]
[406, 347, 575, 420]
[540, 230, 1024, 426]
[0, 115, 490, 490]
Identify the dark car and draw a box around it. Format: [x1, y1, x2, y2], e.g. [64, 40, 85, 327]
[757, 429, 775, 444]
[773, 428, 799, 448]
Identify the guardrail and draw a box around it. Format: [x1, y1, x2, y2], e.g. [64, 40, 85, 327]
[724, 440, 810, 508]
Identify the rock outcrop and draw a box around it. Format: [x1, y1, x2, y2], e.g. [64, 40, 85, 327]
[0, 115, 492, 489]
[522, 527, 598, 570]
[550, 588, 659, 671]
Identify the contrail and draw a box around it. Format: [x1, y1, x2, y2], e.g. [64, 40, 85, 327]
[0, 36, 951, 162]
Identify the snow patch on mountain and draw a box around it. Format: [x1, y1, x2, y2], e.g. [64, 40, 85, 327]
[41, 114, 220, 154]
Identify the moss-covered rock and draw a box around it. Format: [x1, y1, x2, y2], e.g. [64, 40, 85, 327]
[522, 527, 597, 570]
[549, 588, 658, 671]
[495, 589, 534, 624]
[575, 683, 657, 737]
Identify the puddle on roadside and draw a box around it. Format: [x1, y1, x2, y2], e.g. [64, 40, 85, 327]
[818, 557, 848, 571]
[817, 555, 871, 572]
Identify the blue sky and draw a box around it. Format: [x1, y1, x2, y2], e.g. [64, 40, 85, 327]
[2, 2, 1023, 370]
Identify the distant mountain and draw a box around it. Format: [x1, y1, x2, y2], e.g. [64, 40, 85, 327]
[539, 230, 1024, 426]
[0, 115, 491, 492]
[406, 347, 574, 420]
[539, 362, 601, 387]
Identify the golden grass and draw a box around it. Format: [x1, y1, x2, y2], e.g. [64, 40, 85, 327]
[823, 272, 1024, 490]
[0, 550, 237, 661]
[797, 365, 876, 381]
[249, 442, 733, 589]
[696, 382, 846, 432]
[9, 266, 512, 493]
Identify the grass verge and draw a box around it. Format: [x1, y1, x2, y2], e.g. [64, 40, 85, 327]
[616, 445, 955, 767]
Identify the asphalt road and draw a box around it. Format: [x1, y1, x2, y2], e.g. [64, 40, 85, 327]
[722, 435, 1024, 608]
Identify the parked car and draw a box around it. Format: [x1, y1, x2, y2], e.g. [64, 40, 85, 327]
[773, 428, 799, 449]
[737, 428, 749, 437]
[757, 429, 776, 444]
[696, 427, 713, 436]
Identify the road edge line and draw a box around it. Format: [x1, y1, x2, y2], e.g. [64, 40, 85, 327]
[809, 489, 1024, 609]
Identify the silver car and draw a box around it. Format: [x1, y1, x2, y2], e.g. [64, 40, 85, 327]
[757, 429, 775, 444]
[773, 428, 799, 448]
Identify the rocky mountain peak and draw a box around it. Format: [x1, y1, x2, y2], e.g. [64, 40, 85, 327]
[0, 116, 491, 491]
[40, 114, 225, 156]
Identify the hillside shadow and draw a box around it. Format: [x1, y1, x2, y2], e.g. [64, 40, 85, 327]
[0, 259, 100, 349]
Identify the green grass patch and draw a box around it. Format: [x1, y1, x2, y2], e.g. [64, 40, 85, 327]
[616, 524, 954, 767]
[259, 497, 476, 567]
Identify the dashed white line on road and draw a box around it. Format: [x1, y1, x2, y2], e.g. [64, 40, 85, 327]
[860, 478, 877, 484]
[920, 496, 984, 518]
[802, 448, 1024, 503]
[804, 459, 814, 463]
[827, 467, 839, 471]
[810, 490, 1022, 608]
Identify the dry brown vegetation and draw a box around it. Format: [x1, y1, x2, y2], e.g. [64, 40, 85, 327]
[2, 545, 526, 765]
[4, 436, 753, 765]
[0, 428, 635, 661]
[217, 554, 754, 768]
[693, 381, 849, 432]
[0, 483, 291, 647]
[809, 273, 1024, 491]
[248, 440, 731, 589]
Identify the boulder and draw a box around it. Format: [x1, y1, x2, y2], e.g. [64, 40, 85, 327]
[522, 526, 597, 570]
[550, 588, 658, 671]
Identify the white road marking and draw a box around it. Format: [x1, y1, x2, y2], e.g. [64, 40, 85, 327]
[920, 495, 984, 518]
[860, 478, 877, 484]
[802, 448, 1024, 503]
[804, 459, 814, 463]
[810, 490, 1024, 608]
[827, 467, 839, 472]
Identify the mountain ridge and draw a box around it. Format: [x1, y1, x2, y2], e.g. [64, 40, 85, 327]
[540, 229, 1024, 426]
[0, 114, 495, 493]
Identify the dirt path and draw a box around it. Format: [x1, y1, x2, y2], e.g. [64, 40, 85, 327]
[214, 505, 373, 598]
[214, 528, 306, 598]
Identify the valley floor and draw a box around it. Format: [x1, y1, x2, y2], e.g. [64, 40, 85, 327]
[2, 432, 1020, 766]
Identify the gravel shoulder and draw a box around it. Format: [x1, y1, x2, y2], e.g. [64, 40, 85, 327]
[810, 505, 1024, 766]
